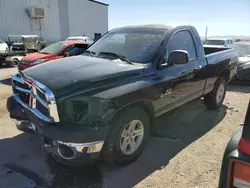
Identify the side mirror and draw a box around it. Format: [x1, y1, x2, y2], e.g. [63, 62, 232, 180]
[168, 50, 189, 65]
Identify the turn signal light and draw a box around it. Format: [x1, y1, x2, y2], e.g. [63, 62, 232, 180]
[233, 162, 250, 188]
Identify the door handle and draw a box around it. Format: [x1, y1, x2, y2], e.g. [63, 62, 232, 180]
[193, 66, 202, 73]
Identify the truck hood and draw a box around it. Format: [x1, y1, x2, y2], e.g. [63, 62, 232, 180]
[22, 56, 144, 97]
[22, 52, 55, 62]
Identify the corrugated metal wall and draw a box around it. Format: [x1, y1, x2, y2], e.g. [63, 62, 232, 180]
[68, 0, 108, 39]
[0, 0, 108, 43]
[0, 0, 61, 42]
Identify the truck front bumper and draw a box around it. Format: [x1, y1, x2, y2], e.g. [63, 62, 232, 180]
[7, 96, 111, 166]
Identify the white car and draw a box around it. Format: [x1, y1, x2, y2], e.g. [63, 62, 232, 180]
[203, 38, 234, 48]
[0, 38, 8, 54]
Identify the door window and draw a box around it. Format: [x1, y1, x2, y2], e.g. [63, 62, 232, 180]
[167, 30, 197, 60]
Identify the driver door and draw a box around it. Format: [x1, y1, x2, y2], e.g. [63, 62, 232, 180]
[154, 30, 205, 115]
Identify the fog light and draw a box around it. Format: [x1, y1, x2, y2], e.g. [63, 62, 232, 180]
[233, 162, 250, 187]
[58, 144, 75, 159]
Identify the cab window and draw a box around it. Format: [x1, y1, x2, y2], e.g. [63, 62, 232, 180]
[167, 30, 197, 60]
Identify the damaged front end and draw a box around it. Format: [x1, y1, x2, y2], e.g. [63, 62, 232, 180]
[7, 73, 112, 166]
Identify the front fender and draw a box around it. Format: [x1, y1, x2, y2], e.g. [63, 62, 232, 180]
[93, 78, 156, 121]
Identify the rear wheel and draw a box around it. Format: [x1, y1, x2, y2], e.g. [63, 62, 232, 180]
[204, 77, 227, 109]
[102, 107, 150, 165]
[9, 58, 19, 67]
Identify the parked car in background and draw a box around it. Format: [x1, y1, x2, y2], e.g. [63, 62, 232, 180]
[66, 35, 94, 44]
[0, 38, 9, 54]
[231, 42, 250, 82]
[219, 100, 250, 188]
[0, 35, 45, 67]
[8, 35, 47, 52]
[203, 38, 234, 47]
[7, 24, 238, 166]
[18, 40, 89, 71]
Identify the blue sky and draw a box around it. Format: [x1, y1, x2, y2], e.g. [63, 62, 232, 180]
[103, 0, 250, 37]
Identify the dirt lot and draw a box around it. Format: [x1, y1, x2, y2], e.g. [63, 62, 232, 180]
[0, 66, 249, 188]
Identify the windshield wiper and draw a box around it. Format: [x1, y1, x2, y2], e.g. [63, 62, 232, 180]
[98, 52, 133, 65]
[84, 50, 96, 57]
[39, 52, 50, 54]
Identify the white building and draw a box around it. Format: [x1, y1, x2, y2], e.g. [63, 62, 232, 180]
[0, 0, 109, 43]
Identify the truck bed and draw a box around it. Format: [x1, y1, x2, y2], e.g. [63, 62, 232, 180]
[204, 46, 237, 65]
[204, 46, 230, 55]
[203, 46, 239, 93]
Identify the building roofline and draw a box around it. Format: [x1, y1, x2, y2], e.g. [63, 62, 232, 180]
[88, 0, 109, 6]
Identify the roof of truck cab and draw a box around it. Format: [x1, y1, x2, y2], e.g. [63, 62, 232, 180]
[116, 24, 178, 30]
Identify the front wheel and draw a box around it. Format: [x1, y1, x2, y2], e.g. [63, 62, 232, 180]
[204, 77, 227, 109]
[102, 107, 150, 165]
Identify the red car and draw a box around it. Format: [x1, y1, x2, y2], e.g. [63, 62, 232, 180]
[18, 40, 89, 71]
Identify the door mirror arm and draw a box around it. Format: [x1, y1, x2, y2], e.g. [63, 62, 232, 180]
[158, 58, 173, 70]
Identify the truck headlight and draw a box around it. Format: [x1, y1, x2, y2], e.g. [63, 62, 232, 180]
[30, 59, 47, 65]
[62, 99, 88, 121]
[88, 98, 110, 118]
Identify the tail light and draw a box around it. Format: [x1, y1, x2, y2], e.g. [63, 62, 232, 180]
[239, 138, 250, 156]
[232, 101, 250, 187]
[233, 162, 250, 187]
[238, 101, 250, 155]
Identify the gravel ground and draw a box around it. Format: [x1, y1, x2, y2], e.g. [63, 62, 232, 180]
[0, 66, 249, 188]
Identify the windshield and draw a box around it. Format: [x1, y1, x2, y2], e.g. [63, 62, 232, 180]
[86, 29, 166, 63]
[204, 40, 225, 45]
[40, 43, 68, 54]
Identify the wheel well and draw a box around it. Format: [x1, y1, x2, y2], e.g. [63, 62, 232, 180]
[114, 100, 155, 131]
[135, 101, 155, 125]
[219, 69, 230, 83]
[12, 58, 19, 62]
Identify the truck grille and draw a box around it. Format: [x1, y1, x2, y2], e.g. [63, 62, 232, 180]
[12, 73, 59, 122]
[17, 90, 30, 106]
[37, 89, 46, 102]
[13, 80, 30, 90]
[36, 100, 50, 118]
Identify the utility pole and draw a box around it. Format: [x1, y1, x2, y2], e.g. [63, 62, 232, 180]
[205, 26, 208, 40]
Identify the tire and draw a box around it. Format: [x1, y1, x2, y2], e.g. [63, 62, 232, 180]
[204, 77, 227, 109]
[102, 107, 150, 165]
[9, 58, 19, 67]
